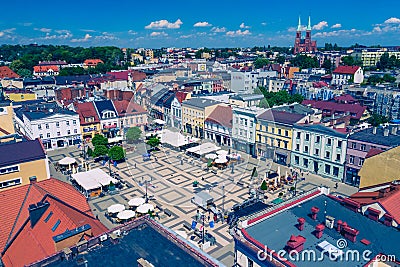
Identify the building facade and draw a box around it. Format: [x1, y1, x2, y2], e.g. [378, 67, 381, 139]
[93, 100, 120, 138]
[291, 124, 348, 180]
[204, 105, 233, 147]
[351, 47, 400, 67]
[74, 102, 102, 140]
[332, 66, 364, 85]
[293, 16, 317, 54]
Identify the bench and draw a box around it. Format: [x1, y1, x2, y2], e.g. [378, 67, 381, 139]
[164, 209, 172, 217]
[237, 181, 244, 186]
[183, 222, 192, 231]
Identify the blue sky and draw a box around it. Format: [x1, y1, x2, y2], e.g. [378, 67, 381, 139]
[1, 0, 399, 48]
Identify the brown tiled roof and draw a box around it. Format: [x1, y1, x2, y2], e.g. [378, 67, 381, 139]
[0, 179, 107, 267]
[112, 100, 146, 117]
[257, 110, 306, 125]
[74, 102, 100, 125]
[205, 105, 232, 128]
[333, 65, 360, 75]
[33, 65, 59, 73]
[0, 66, 19, 79]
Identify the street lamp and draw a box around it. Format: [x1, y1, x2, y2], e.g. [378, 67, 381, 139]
[142, 176, 152, 203]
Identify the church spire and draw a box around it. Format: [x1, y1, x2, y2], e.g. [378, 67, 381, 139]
[297, 16, 302, 31]
[307, 16, 312, 31]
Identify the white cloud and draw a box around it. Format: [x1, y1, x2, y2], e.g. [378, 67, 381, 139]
[226, 29, 251, 37]
[313, 28, 358, 38]
[193, 21, 212, 27]
[0, 32, 4, 37]
[331, 23, 342, 29]
[240, 22, 250, 29]
[3, 28, 16, 34]
[145, 19, 182, 29]
[288, 26, 306, 32]
[180, 34, 194, 39]
[71, 33, 92, 43]
[34, 27, 52, 33]
[21, 22, 32, 27]
[150, 31, 168, 37]
[81, 29, 96, 33]
[128, 30, 137, 35]
[211, 27, 226, 33]
[313, 21, 328, 30]
[384, 17, 400, 24]
[261, 22, 267, 26]
[95, 32, 118, 41]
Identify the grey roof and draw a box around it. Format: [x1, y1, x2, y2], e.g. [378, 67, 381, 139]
[182, 98, 220, 109]
[16, 102, 77, 121]
[294, 124, 348, 138]
[257, 110, 306, 125]
[0, 139, 46, 168]
[230, 94, 264, 101]
[272, 103, 315, 115]
[93, 100, 117, 115]
[349, 126, 400, 147]
[245, 194, 400, 267]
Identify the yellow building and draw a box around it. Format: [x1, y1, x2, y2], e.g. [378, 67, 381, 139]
[351, 48, 400, 67]
[182, 98, 221, 138]
[0, 139, 50, 191]
[256, 109, 307, 165]
[6, 92, 37, 102]
[74, 102, 102, 140]
[358, 146, 400, 189]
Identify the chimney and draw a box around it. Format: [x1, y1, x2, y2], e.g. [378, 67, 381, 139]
[310, 206, 320, 220]
[29, 176, 37, 184]
[391, 126, 397, 135]
[384, 128, 389, 137]
[297, 217, 305, 231]
[379, 188, 387, 198]
[373, 127, 377, 134]
[325, 216, 335, 229]
[314, 224, 325, 239]
[337, 220, 343, 232]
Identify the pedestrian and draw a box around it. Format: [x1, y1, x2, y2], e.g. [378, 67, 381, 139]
[134, 163, 136, 168]
[335, 182, 338, 189]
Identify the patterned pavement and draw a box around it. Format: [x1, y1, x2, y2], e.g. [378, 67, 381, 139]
[47, 144, 358, 267]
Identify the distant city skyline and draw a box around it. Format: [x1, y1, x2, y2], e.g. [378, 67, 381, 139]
[0, 0, 400, 48]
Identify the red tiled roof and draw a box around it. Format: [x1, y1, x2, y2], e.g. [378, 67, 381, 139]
[74, 102, 100, 125]
[257, 110, 306, 125]
[0, 66, 20, 79]
[366, 148, 384, 158]
[112, 100, 146, 117]
[0, 178, 106, 267]
[301, 100, 366, 120]
[205, 105, 233, 128]
[175, 91, 189, 103]
[334, 94, 356, 103]
[333, 65, 360, 75]
[33, 65, 59, 73]
[84, 59, 104, 66]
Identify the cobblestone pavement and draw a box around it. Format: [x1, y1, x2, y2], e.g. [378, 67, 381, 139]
[47, 144, 358, 267]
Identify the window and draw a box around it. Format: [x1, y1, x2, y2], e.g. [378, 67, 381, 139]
[51, 219, 61, 232]
[285, 130, 289, 137]
[304, 146, 309, 153]
[316, 136, 321, 143]
[360, 144, 366, 151]
[333, 167, 339, 177]
[295, 144, 300, 151]
[39, 134, 43, 139]
[351, 142, 356, 149]
[315, 148, 319, 156]
[67, 130, 71, 135]
[248, 258, 254, 267]
[46, 124, 49, 129]
[359, 158, 365, 166]
[336, 154, 341, 161]
[338, 140, 342, 148]
[56, 122, 60, 127]
[325, 164, 331, 174]
[66, 121, 70, 126]
[305, 134, 310, 141]
[349, 155, 355, 164]
[38, 125, 42, 130]
[284, 142, 288, 149]
[327, 138, 332, 146]
[0, 165, 19, 175]
[44, 211, 53, 223]
[57, 132, 60, 136]
[303, 158, 309, 168]
[278, 129, 282, 135]
[294, 156, 299, 165]
[325, 151, 330, 159]
[0, 178, 22, 189]
[73, 120, 77, 125]
[47, 133, 51, 138]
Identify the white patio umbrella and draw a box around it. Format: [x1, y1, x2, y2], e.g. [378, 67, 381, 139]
[117, 210, 136, 220]
[215, 157, 228, 164]
[128, 197, 146, 207]
[274, 177, 278, 187]
[205, 153, 218, 160]
[107, 203, 125, 214]
[216, 150, 228, 155]
[136, 203, 155, 214]
[58, 157, 76, 165]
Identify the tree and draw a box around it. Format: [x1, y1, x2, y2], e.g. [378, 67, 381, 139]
[276, 55, 286, 64]
[86, 147, 94, 157]
[147, 137, 160, 148]
[16, 68, 32, 77]
[259, 98, 270, 108]
[108, 146, 125, 161]
[378, 52, 390, 69]
[253, 58, 270, 69]
[92, 134, 108, 147]
[260, 180, 268, 191]
[126, 127, 142, 143]
[368, 114, 389, 127]
[93, 145, 109, 157]
[290, 54, 319, 69]
[321, 59, 332, 72]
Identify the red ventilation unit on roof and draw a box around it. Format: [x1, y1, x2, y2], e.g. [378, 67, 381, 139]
[314, 224, 325, 239]
[367, 207, 381, 221]
[310, 206, 320, 220]
[286, 235, 306, 253]
[297, 217, 305, 231]
[383, 214, 394, 227]
[336, 220, 343, 232]
[342, 225, 360, 243]
[342, 198, 360, 212]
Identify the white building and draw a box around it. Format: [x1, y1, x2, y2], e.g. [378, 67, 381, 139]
[93, 100, 120, 138]
[332, 66, 364, 85]
[230, 71, 259, 94]
[14, 104, 81, 150]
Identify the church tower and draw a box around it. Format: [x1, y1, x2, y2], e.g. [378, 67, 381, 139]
[305, 16, 311, 51]
[294, 16, 302, 54]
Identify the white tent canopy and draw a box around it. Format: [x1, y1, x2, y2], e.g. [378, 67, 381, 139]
[215, 157, 228, 164]
[136, 203, 155, 213]
[72, 168, 118, 191]
[205, 153, 218, 160]
[153, 119, 166, 125]
[107, 203, 125, 214]
[117, 210, 136, 220]
[186, 142, 220, 156]
[216, 150, 228, 155]
[128, 197, 146, 207]
[58, 157, 76, 165]
[160, 129, 198, 148]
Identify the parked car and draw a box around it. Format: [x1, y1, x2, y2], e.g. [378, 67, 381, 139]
[94, 155, 110, 163]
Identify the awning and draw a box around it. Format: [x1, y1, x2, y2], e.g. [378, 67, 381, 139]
[128, 197, 146, 206]
[71, 168, 118, 191]
[58, 157, 76, 165]
[107, 204, 125, 214]
[117, 210, 135, 220]
[136, 203, 155, 213]
[153, 119, 166, 125]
